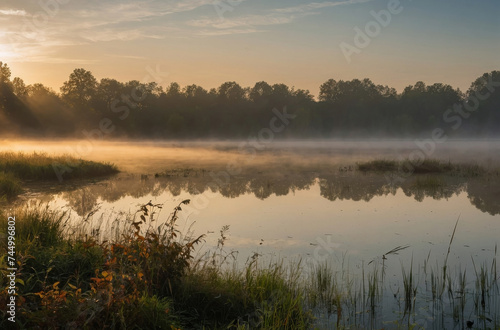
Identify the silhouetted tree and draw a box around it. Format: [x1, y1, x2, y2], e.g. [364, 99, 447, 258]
[0, 62, 11, 85]
[249, 81, 273, 103]
[319, 79, 337, 102]
[218, 81, 246, 102]
[1, 60, 499, 138]
[61, 68, 98, 109]
[12, 77, 28, 98]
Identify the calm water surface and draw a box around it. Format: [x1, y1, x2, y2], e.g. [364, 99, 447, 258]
[3, 139, 499, 328]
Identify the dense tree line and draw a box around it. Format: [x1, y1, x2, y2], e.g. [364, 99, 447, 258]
[0, 61, 498, 138]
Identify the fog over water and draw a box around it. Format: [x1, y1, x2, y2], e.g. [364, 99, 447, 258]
[2, 139, 498, 266]
[2, 138, 500, 173]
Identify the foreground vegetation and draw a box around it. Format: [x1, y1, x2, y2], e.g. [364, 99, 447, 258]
[0, 203, 312, 329]
[0, 152, 118, 199]
[1, 204, 498, 329]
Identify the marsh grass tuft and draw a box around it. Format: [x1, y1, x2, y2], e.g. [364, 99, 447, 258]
[0, 151, 118, 181]
[0, 171, 22, 199]
[357, 158, 487, 177]
[357, 159, 398, 172]
[0, 152, 118, 200]
[401, 257, 417, 315]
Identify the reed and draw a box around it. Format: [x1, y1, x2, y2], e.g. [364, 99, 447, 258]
[0, 171, 22, 199]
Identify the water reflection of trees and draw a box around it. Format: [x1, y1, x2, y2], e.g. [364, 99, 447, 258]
[28, 170, 500, 216]
[318, 174, 398, 202]
[467, 178, 500, 216]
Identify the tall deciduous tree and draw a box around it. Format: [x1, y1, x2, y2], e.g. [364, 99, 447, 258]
[61, 68, 98, 109]
[218, 81, 245, 102]
[319, 79, 337, 102]
[0, 61, 11, 84]
[12, 77, 28, 98]
[249, 81, 272, 102]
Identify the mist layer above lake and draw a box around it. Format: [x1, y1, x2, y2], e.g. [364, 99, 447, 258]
[3, 139, 496, 267]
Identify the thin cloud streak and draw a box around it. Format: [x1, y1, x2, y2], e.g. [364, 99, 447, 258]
[80, 27, 169, 42]
[196, 28, 264, 36]
[104, 54, 149, 60]
[273, 0, 374, 13]
[0, 9, 27, 16]
[187, 14, 301, 29]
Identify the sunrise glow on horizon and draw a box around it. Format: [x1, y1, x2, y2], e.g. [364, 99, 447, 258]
[1, 0, 499, 95]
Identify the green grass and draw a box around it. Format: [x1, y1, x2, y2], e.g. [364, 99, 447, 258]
[1, 204, 498, 329]
[0, 152, 118, 200]
[0, 203, 311, 329]
[357, 158, 487, 177]
[0, 171, 22, 199]
[0, 151, 118, 181]
[177, 260, 311, 329]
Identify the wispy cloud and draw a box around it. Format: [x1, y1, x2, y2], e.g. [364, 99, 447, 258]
[196, 28, 264, 36]
[74, 0, 217, 26]
[104, 54, 149, 60]
[0, 9, 27, 16]
[4, 37, 95, 64]
[273, 0, 374, 14]
[188, 13, 297, 29]
[171, 0, 225, 13]
[80, 27, 169, 42]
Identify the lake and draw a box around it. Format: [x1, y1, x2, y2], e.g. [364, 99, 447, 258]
[2, 139, 500, 328]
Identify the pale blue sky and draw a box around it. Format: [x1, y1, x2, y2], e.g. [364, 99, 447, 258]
[1, 0, 499, 95]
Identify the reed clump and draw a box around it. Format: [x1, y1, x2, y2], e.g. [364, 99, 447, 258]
[357, 158, 487, 177]
[0, 152, 118, 200]
[0, 171, 22, 199]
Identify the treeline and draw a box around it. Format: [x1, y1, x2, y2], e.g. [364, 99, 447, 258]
[0, 61, 499, 138]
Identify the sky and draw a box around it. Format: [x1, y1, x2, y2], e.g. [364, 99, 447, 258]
[0, 0, 499, 96]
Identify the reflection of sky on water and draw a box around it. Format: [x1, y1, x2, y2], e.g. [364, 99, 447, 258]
[28, 177, 499, 277]
[6, 139, 499, 274]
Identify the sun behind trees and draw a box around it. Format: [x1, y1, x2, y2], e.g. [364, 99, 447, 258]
[0, 61, 499, 138]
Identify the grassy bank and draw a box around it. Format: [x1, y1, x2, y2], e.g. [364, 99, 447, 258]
[357, 158, 486, 176]
[0, 203, 311, 329]
[0, 152, 118, 199]
[1, 204, 498, 329]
